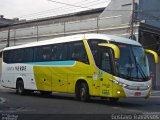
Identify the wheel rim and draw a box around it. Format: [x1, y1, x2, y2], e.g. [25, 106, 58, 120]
[17, 83, 23, 94]
[80, 88, 86, 100]
[18, 85, 22, 93]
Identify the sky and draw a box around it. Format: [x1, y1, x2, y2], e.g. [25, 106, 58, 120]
[0, 0, 110, 20]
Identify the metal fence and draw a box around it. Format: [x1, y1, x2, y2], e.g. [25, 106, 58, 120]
[0, 15, 132, 50]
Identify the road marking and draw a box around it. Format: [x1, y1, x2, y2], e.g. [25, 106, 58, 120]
[126, 109, 144, 113]
[112, 106, 145, 113]
[0, 97, 6, 104]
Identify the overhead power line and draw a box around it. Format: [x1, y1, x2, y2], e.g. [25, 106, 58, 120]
[17, 0, 107, 19]
[16, 0, 160, 21]
[47, 0, 92, 9]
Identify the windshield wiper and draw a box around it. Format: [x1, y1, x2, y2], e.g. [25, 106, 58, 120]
[130, 48, 148, 81]
[136, 62, 148, 80]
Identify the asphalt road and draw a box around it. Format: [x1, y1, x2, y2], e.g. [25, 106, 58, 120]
[0, 86, 160, 120]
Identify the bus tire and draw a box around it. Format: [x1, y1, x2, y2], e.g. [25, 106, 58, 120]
[16, 80, 25, 95]
[40, 91, 52, 96]
[108, 98, 119, 103]
[76, 82, 90, 102]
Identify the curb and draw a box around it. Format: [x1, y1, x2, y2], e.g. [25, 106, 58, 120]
[151, 91, 160, 96]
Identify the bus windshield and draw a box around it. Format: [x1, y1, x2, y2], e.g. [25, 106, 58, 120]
[88, 39, 150, 81]
[115, 43, 150, 81]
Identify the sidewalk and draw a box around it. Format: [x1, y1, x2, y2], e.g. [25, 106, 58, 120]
[0, 84, 6, 89]
[0, 84, 11, 90]
[151, 90, 160, 96]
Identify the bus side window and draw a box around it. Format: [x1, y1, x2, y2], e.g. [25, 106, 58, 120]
[88, 40, 103, 67]
[24, 48, 34, 62]
[52, 43, 67, 61]
[35, 47, 42, 62]
[35, 45, 52, 62]
[88, 39, 112, 73]
[4, 48, 33, 63]
[68, 41, 89, 64]
[51, 45, 57, 61]
[4, 50, 16, 63]
[0, 52, 1, 58]
[101, 49, 111, 73]
[42, 45, 52, 61]
[16, 49, 25, 63]
[56, 44, 67, 61]
[3, 51, 7, 63]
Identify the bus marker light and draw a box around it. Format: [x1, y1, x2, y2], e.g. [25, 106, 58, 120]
[93, 72, 98, 80]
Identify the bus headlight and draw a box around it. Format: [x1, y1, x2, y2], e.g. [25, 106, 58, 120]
[114, 81, 119, 84]
[110, 79, 128, 87]
[122, 84, 127, 87]
[117, 91, 121, 94]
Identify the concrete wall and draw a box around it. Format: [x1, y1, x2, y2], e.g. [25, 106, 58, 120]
[100, 0, 160, 28]
[99, 0, 140, 41]
[99, 0, 133, 24]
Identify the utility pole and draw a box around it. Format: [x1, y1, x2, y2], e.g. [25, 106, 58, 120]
[37, 25, 39, 42]
[130, 0, 135, 40]
[7, 27, 10, 47]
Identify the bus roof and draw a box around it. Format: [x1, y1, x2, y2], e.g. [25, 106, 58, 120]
[3, 33, 141, 51]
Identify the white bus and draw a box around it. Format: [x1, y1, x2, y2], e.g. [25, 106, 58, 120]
[0, 34, 158, 102]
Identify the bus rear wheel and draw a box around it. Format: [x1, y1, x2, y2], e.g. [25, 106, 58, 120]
[40, 91, 52, 96]
[16, 80, 25, 95]
[76, 82, 90, 102]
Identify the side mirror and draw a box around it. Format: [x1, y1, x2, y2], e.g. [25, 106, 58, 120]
[145, 49, 159, 63]
[98, 43, 120, 59]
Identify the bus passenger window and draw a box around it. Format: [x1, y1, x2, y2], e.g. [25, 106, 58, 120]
[101, 51, 111, 73]
[68, 41, 89, 64]
[24, 48, 34, 62]
[14, 49, 24, 63]
[88, 39, 112, 73]
[52, 44, 67, 61]
[35, 45, 52, 62]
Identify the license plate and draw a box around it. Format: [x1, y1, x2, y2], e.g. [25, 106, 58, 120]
[135, 92, 141, 96]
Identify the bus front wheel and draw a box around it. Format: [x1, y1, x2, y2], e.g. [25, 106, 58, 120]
[76, 82, 90, 102]
[108, 98, 119, 103]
